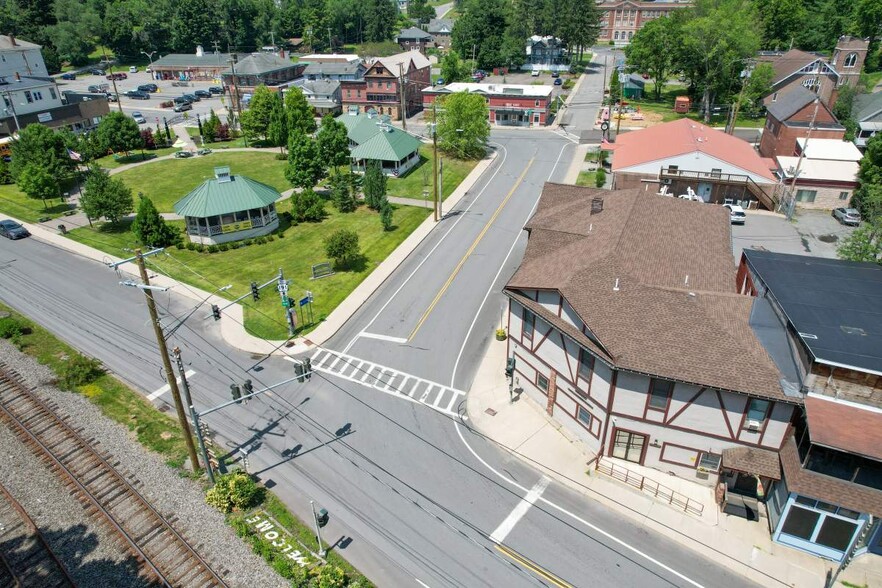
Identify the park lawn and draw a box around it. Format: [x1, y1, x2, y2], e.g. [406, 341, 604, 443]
[576, 171, 597, 187]
[386, 145, 477, 202]
[66, 204, 430, 340]
[93, 146, 180, 170]
[0, 183, 74, 223]
[114, 152, 288, 212]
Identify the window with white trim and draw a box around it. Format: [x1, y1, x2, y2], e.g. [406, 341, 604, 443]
[577, 405, 592, 427]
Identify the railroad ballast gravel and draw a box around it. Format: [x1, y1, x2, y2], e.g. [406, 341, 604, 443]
[0, 340, 287, 588]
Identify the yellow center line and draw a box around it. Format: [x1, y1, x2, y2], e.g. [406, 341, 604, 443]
[494, 544, 573, 588]
[408, 158, 535, 341]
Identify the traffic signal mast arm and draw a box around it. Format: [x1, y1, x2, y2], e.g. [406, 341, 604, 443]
[209, 275, 278, 317]
[198, 370, 310, 418]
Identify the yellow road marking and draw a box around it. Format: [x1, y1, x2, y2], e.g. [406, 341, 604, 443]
[494, 544, 573, 588]
[408, 158, 535, 340]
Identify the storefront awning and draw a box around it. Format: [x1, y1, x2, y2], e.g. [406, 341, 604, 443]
[722, 446, 781, 480]
[805, 394, 882, 461]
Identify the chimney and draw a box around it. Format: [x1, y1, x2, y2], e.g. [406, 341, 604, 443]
[14, 72, 20, 81]
[196, 45, 204, 57]
[590, 197, 603, 215]
[9, 34, 16, 46]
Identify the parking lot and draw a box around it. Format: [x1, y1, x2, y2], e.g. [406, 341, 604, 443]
[732, 209, 857, 262]
[56, 68, 230, 129]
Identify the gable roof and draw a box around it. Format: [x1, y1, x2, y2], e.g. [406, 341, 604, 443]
[758, 49, 827, 84]
[506, 184, 786, 401]
[222, 53, 298, 76]
[0, 35, 40, 50]
[610, 118, 776, 181]
[853, 92, 882, 123]
[301, 79, 340, 96]
[303, 61, 364, 77]
[173, 174, 281, 218]
[376, 50, 431, 73]
[766, 86, 820, 121]
[427, 19, 454, 34]
[337, 112, 422, 160]
[396, 27, 432, 41]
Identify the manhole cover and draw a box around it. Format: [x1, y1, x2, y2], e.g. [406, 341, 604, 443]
[818, 234, 838, 243]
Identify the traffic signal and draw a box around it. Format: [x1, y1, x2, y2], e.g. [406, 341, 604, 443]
[303, 358, 311, 381]
[230, 383, 242, 403]
[243, 379, 253, 395]
[294, 360, 306, 383]
[505, 357, 516, 379]
[250, 281, 260, 301]
[316, 508, 329, 528]
[211, 304, 221, 320]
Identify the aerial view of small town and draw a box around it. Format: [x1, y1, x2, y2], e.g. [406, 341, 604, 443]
[0, 0, 880, 586]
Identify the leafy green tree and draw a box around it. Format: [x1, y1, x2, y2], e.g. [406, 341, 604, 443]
[755, 0, 807, 50]
[330, 172, 359, 212]
[240, 85, 276, 142]
[18, 164, 59, 210]
[48, 0, 100, 65]
[95, 111, 143, 156]
[316, 115, 350, 174]
[81, 166, 134, 224]
[170, 0, 221, 52]
[555, 0, 601, 63]
[0, 159, 12, 185]
[626, 17, 678, 100]
[202, 110, 221, 143]
[290, 188, 326, 222]
[131, 196, 178, 247]
[284, 87, 317, 136]
[609, 68, 621, 100]
[853, 183, 882, 224]
[380, 202, 393, 230]
[437, 92, 490, 159]
[362, 161, 387, 210]
[837, 221, 882, 264]
[854, 0, 882, 70]
[738, 62, 775, 117]
[833, 84, 861, 140]
[441, 51, 468, 83]
[10, 123, 73, 180]
[363, 0, 397, 42]
[324, 228, 361, 268]
[858, 133, 882, 187]
[408, 0, 434, 23]
[266, 93, 288, 153]
[798, 0, 853, 52]
[595, 168, 606, 188]
[285, 132, 325, 189]
[313, 565, 346, 588]
[452, 0, 509, 69]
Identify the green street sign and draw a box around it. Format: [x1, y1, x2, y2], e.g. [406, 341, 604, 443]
[282, 297, 291, 308]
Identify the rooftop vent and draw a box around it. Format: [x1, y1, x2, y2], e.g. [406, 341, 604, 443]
[196, 45, 204, 57]
[215, 166, 232, 183]
[590, 197, 603, 215]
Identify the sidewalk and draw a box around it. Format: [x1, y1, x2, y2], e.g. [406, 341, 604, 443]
[467, 336, 882, 588]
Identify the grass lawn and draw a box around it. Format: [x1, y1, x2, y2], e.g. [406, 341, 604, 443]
[386, 145, 477, 202]
[621, 84, 765, 128]
[114, 152, 288, 212]
[576, 170, 597, 187]
[66, 203, 430, 339]
[0, 183, 75, 223]
[93, 146, 180, 170]
[863, 71, 882, 91]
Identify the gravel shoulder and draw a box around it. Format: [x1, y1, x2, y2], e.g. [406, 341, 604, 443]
[0, 339, 287, 588]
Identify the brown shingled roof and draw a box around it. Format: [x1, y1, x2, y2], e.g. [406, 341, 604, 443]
[505, 184, 786, 401]
[756, 49, 823, 85]
[722, 446, 781, 480]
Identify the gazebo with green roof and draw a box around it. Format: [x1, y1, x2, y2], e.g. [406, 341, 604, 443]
[174, 166, 281, 245]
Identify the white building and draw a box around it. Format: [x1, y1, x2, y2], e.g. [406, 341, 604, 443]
[0, 35, 49, 79]
[776, 138, 862, 210]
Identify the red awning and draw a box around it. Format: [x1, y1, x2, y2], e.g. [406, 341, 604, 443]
[805, 394, 882, 461]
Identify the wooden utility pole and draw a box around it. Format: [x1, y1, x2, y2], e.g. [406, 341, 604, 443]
[728, 60, 753, 135]
[782, 98, 820, 219]
[432, 100, 439, 222]
[102, 47, 123, 113]
[135, 249, 200, 472]
[398, 63, 408, 130]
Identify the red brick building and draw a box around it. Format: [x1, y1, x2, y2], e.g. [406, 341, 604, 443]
[422, 83, 553, 127]
[596, 0, 692, 45]
[340, 50, 430, 120]
[758, 86, 844, 160]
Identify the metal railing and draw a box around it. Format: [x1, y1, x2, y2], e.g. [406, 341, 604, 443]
[596, 458, 705, 517]
[659, 167, 777, 210]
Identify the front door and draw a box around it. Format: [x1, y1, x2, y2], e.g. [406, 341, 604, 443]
[611, 429, 647, 464]
[697, 182, 713, 202]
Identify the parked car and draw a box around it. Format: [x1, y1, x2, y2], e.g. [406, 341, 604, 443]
[125, 90, 150, 100]
[435, 77, 444, 86]
[182, 93, 200, 102]
[173, 101, 192, 112]
[475, 69, 487, 77]
[531, 70, 540, 77]
[554, 78, 563, 85]
[174, 151, 193, 158]
[60, 72, 76, 80]
[0, 219, 30, 240]
[137, 84, 158, 93]
[197, 148, 212, 156]
[105, 92, 117, 102]
[194, 89, 211, 98]
[173, 96, 191, 105]
[131, 111, 146, 124]
[833, 207, 862, 226]
[89, 68, 105, 75]
[129, 66, 138, 73]
[208, 86, 223, 95]
[106, 72, 127, 81]
[87, 84, 102, 93]
[551, 71, 559, 78]
[723, 203, 747, 225]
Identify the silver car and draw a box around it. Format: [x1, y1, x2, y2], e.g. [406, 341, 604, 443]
[833, 207, 861, 226]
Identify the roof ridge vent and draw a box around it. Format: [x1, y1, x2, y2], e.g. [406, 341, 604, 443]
[215, 166, 232, 182]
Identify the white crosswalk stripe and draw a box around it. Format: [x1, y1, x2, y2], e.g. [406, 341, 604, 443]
[309, 347, 466, 417]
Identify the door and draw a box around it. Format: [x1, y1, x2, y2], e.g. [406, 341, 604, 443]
[611, 429, 647, 464]
[697, 182, 713, 202]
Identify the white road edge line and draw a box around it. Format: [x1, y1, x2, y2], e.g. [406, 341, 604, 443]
[342, 143, 510, 354]
[147, 369, 195, 400]
[448, 139, 707, 588]
[359, 331, 408, 344]
[489, 475, 551, 543]
[414, 579, 431, 588]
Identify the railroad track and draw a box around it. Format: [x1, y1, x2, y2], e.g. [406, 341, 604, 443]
[0, 480, 76, 588]
[0, 364, 228, 588]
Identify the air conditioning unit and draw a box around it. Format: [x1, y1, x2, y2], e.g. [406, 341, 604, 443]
[746, 419, 761, 431]
[662, 178, 672, 185]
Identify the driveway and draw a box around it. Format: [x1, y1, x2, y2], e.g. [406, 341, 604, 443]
[732, 209, 857, 261]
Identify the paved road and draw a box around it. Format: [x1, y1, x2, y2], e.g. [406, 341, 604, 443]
[0, 129, 760, 588]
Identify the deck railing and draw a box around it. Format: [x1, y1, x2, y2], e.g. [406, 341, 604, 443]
[596, 458, 705, 517]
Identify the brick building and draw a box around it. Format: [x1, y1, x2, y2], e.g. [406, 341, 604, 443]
[758, 86, 844, 159]
[395, 27, 433, 54]
[775, 138, 862, 210]
[340, 51, 430, 120]
[596, 0, 692, 45]
[422, 83, 553, 126]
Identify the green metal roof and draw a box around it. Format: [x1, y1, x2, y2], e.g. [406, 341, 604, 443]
[173, 175, 281, 218]
[351, 128, 422, 162]
[338, 113, 383, 144]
